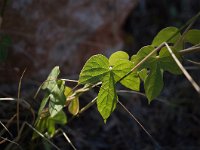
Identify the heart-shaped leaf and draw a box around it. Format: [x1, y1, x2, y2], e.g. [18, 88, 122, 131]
[97, 72, 118, 122]
[79, 54, 109, 84]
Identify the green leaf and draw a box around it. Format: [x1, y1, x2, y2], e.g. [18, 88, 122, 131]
[42, 66, 60, 91]
[49, 110, 67, 125]
[37, 67, 66, 118]
[109, 51, 129, 66]
[46, 119, 55, 137]
[152, 27, 181, 47]
[144, 63, 163, 102]
[79, 54, 109, 84]
[112, 59, 133, 81]
[34, 110, 67, 138]
[49, 80, 66, 117]
[32, 114, 49, 139]
[120, 72, 140, 91]
[64, 86, 73, 97]
[132, 45, 156, 69]
[138, 69, 148, 81]
[64, 86, 80, 115]
[97, 72, 118, 122]
[38, 94, 50, 115]
[112, 59, 140, 91]
[68, 97, 79, 115]
[159, 47, 182, 75]
[130, 55, 137, 63]
[184, 29, 200, 45]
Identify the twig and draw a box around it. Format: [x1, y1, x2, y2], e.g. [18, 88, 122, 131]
[17, 69, 26, 134]
[34, 78, 78, 99]
[179, 46, 200, 55]
[68, 97, 97, 123]
[68, 43, 170, 124]
[1, 136, 23, 150]
[167, 11, 200, 43]
[174, 12, 197, 48]
[118, 100, 162, 149]
[0, 121, 13, 138]
[0, 114, 17, 138]
[60, 79, 78, 83]
[165, 42, 200, 94]
[34, 78, 60, 99]
[58, 129, 77, 150]
[23, 122, 60, 150]
[0, 97, 35, 124]
[119, 42, 166, 83]
[186, 59, 200, 66]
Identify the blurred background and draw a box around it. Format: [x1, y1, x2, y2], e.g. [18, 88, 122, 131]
[0, 0, 200, 149]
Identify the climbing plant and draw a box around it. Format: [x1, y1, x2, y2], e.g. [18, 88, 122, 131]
[33, 12, 200, 141]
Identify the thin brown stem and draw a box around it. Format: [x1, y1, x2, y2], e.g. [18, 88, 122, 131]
[17, 69, 26, 135]
[68, 97, 97, 123]
[179, 46, 200, 55]
[118, 42, 166, 83]
[165, 42, 200, 94]
[58, 129, 77, 150]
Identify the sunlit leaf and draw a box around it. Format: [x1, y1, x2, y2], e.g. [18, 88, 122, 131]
[97, 72, 118, 122]
[120, 72, 140, 91]
[38, 94, 50, 115]
[68, 97, 79, 115]
[48, 80, 66, 117]
[184, 29, 200, 45]
[79, 54, 109, 84]
[64, 86, 79, 115]
[152, 27, 181, 47]
[131, 45, 156, 69]
[109, 51, 129, 66]
[64, 86, 73, 97]
[42, 66, 60, 91]
[112, 59, 140, 91]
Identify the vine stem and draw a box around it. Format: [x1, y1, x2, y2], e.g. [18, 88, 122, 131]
[57, 129, 77, 150]
[68, 41, 164, 121]
[0, 121, 13, 138]
[179, 46, 200, 55]
[118, 42, 166, 83]
[0, 97, 35, 124]
[67, 97, 97, 123]
[23, 122, 60, 150]
[17, 69, 26, 135]
[165, 42, 200, 95]
[1, 136, 23, 150]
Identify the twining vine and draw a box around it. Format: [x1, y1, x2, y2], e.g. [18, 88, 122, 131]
[33, 13, 200, 140]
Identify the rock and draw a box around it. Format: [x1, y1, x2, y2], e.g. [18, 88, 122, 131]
[0, 0, 138, 83]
